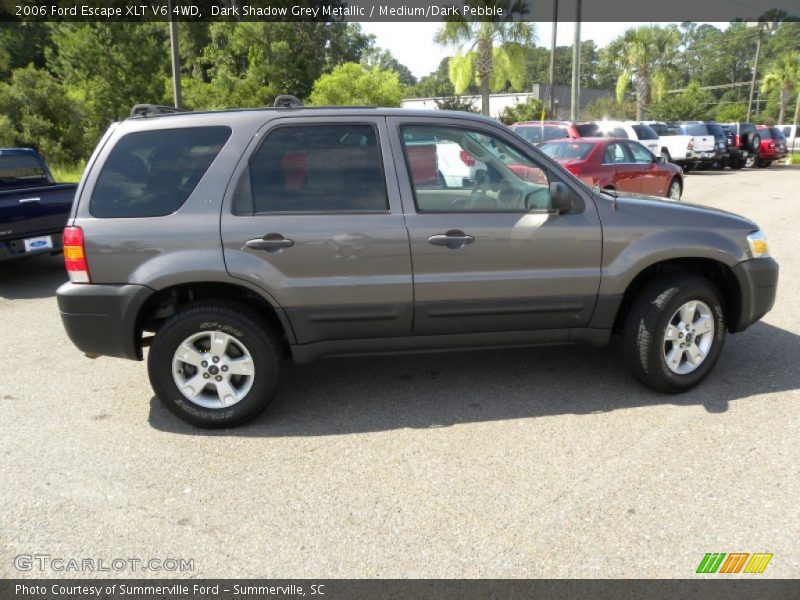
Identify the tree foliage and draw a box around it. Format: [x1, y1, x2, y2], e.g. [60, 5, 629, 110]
[648, 83, 714, 121]
[308, 62, 404, 107]
[434, 96, 478, 112]
[496, 97, 547, 125]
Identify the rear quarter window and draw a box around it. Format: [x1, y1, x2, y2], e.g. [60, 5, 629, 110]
[90, 126, 231, 218]
[631, 125, 659, 140]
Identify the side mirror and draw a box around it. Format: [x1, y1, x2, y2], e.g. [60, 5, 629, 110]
[655, 155, 666, 164]
[549, 182, 580, 214]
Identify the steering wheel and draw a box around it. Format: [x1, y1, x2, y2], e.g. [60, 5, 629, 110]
[466, 170, 491, 209]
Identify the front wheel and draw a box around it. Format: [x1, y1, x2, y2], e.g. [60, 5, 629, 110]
[667, 178, 682, 199]
[148, 303, 281, 428]
[623, 275, 726, 393]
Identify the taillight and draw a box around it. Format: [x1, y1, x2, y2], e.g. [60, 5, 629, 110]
[735, 135, 741, 147]
[769, 142, 775, 148]
[63, 226, 91, 284]
[687, 140, 694, 150]
[460, 150, 476, 166]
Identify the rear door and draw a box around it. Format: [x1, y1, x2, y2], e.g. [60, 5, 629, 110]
[221, 116, 413, 344]
[387, 116, 602, 336]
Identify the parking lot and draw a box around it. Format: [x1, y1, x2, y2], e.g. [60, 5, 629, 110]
[1, 166, 798, 579]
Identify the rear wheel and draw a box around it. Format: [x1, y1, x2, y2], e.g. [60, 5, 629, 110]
[661, 150, 672, 163]
[667, 178, 682, 200]
[148, 303, 281, 428]
[623, 275, 726, 393]
[756, 159, 772, 168]
[745, 156, 755, 168]
[696, 162, 711, 171]
[682, 163, 693, 174]
[729, 158, 744, 170]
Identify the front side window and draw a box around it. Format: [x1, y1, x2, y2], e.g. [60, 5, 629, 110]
[627, 142, 654, 164]
[91, 127, 231, 218]
[400, 124, 551, 212]
[602, 143, 630, 164]
[236, 124, 388, 214]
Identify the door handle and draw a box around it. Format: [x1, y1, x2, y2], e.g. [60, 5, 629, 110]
[245, 234, 294, 252]
[18, 197, 41, 204]
[427, 230, 475, 249]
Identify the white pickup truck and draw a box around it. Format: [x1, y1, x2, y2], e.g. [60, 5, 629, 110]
[642, 121, 716, 172]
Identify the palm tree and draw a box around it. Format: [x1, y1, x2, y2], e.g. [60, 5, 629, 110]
[614, 25, 680, 120]
[435, 2, 535, 116]
[761, 53, 800, 124]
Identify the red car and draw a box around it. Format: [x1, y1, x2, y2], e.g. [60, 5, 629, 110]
[510, 120, 598, 144]
[539, 138, 684, 199]
[752, 125, 788, 168]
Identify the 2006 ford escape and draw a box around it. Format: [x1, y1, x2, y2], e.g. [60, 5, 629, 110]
[56, 102, 778, 427]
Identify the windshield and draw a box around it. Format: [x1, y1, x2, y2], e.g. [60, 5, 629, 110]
[682, 124, 711, 136]
[576, 123, 600, 137]
[539, 141, 594, 160]
[514, 125, 569, 143]
[631, 125, 659, 140]
[0, 153, 49, 188]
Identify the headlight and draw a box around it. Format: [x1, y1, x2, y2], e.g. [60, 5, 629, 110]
[747, 230, 770, 258]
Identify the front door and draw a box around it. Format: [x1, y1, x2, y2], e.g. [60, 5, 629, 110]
[221, 116, 413, 344]
[387, 117, 602, 336]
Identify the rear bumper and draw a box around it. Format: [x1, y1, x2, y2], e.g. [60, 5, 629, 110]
[57, 282, 154, 360]
[0, 232, 63, 262]
[730, 258, 779, 333]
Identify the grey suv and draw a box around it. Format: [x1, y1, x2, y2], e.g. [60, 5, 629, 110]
[56, 107, 778, 427]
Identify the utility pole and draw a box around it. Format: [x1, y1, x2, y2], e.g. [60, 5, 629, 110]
[168, 0, 183, 109]
[746, 26, 762, 122]
[792, 89, 800, 154]
[570, 0, 581, 120]
[547, 0, 558, 119]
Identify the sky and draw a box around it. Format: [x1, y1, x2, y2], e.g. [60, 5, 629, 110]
[359, 22, 731, 79]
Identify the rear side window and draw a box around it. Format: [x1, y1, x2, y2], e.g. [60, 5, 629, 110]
[0, 153, 48, 188]
[540, 141, 593, 159]
[683, 124, 710, 136]
[91, 127, 231, 218]
[759, 128, 772, 139]
[235, 124, 388, 214]
[576, 123, 600, 137]
[631, 125, 659, 140]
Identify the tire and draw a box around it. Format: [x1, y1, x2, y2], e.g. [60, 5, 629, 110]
[748, 134, 761, 152]
[148, 303, 281, 428]
[661, 150, 672, 163]
[745, 156, 755, 168]
[696, 162, 711, 171]
[756, 159, 772, 168]
[729, 158, 744, 170]
[623, 275, 726, 393]
[667, 178, 682, 200]
[682, 163, 692, 174]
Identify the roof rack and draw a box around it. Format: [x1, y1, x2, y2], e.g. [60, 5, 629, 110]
[129, 104, 188, 118]
[273, 95, 304, 108]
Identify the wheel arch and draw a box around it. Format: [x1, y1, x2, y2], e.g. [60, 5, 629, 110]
[612, 258, 742, 334]
[137, 281, 295, 357]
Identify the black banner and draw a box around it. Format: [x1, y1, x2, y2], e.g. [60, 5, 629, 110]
[3, 579, 800, 600]
[1, 0, 798, 23]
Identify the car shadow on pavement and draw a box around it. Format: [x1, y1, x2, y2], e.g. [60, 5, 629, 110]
[0, 254, 67, 299]
[148, 321, 800, 437]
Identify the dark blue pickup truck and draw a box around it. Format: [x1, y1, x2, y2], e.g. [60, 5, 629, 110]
[0, 148, 77, 261]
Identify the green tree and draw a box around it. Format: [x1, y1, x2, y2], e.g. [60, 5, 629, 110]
[648, 83, 713, 121]
[46, 24, 169, 145]
[583, 97, 636, 120]
[434, 96, 478, 112]
[612, 25, 680, 119]
[761, 53, 800, 124]
[0, 65, 86, 164]
[496, 97, 546, 125]
[413, 58, 457, 97]
[361, 46, 417, 87]
[0, 22, 51, 79]
[715, 102, 748, 123]
[308, 63, 403, 107]
[435, 3, 535, 115]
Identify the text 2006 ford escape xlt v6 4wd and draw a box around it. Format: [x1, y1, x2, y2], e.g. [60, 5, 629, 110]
[56, 105, 778, 427]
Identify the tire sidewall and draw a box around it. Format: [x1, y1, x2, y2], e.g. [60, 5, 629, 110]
[648, 282, 726, 391]
[149, 308, 278, 427]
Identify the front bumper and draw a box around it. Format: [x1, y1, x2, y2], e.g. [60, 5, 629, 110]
[57, 282, 154, 360]
[730, 258, 779, 333]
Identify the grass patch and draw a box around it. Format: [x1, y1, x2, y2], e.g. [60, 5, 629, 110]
[786, 153, 800, 165]
[50, 162, 86, 183]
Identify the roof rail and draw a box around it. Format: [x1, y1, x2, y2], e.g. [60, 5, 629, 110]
[129, 104, 188, 118]
[273, 95, 304, 108]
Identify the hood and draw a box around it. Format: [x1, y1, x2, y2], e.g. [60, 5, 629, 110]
[610, 191, 757, 232]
